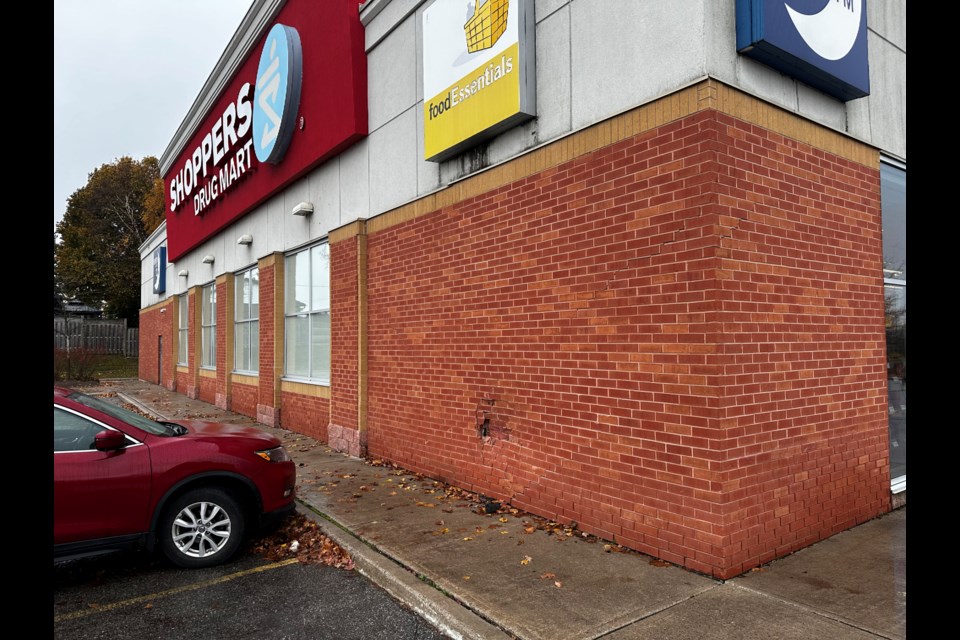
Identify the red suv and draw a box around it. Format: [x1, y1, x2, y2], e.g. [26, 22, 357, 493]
[54, 386, 296, 568]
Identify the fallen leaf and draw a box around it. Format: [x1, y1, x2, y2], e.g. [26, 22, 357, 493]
[463, 576, 471, 581]
[649, 559, 671, 567]
[500, 530, 510, 535]
[463, 537, 473, 541]
[499, 516, 509, 523]
[520, 555, 532, 566]
[539, 572, 557, 580]
[144, 603, 153, 609]
[523, 525, 536, 534]
[554, 581, 563, 588]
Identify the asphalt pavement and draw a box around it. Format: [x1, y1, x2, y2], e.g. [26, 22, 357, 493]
[78, 379, 907, 640]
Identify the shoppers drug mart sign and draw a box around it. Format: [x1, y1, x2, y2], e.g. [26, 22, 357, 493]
[422, 0, 536, 162]
[164, 0, 367, 262]
[736, 0, 870, 101]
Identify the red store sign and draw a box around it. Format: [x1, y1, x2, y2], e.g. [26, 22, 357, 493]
[164, 0, 367, 261]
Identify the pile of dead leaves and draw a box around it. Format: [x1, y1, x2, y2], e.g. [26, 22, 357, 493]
[248, 513, 354, 570]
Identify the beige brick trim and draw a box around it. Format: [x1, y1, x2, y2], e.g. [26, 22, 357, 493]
[231, 373, 259, 386]
[199, 368, 216, 379]
[329, 219, 367, 244]
[364, 79, 876, 237]
[176, 365, 189, 374]
[280, 380, 332, 399]
[357, 228, 368, 438]
[259, 253, 280, 268]
[140, 299, 172, 314]
[707, 80, 877, 167]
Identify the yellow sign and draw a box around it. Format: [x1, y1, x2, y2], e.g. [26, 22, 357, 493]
[422, 0, 535, 162]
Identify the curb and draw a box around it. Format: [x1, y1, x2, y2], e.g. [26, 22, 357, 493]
[295, 501, 512, 640]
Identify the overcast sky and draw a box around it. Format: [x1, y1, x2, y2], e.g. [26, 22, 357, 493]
[54, 0, 255, 231]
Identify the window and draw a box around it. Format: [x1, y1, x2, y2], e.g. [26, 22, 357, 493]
[54, 407, 107, 452]
[235, 267, 260, 373]
[201, 283, 216, 368]
[177, 293, 188, 365]
[284, 243, 330, 383]
[881, 159, 906, 491]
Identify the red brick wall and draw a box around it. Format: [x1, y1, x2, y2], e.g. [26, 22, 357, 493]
[257, 262, 278, 425]
[176, 371, 190, 395]
[232, 381, 258, 418]
[360, 109, 888, 578]
[215, 279, 228, 409]
[330, 237, 359, 431]
[138, 302, 175, 389]
[280, 391, 329, 441]
[199, 375, 216, 404]
[709, 114, 888, 576]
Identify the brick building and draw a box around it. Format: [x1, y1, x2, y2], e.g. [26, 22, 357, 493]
[139, 0, 906, 579]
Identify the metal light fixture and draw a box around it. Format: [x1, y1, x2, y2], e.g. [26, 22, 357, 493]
[178, 269, 189, 277]
[237, 234, 253, 245]
[202, 255, 215, 264]
[292, 201, 314, 216]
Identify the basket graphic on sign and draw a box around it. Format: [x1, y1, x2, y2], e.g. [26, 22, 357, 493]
[464, 0, 509, 53]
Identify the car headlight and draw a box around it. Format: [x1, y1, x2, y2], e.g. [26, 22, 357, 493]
[255, 446, 291, 463]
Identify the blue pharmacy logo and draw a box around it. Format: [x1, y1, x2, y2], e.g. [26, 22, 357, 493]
[736, 0, 869, 101]
[785, 0, 862, 61]
[252, 24, 303, 164]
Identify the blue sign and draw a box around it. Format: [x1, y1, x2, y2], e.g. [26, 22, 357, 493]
[152, 246, 167, 294]
[253, 24, 303, 164]
[736, 0, 869, 101]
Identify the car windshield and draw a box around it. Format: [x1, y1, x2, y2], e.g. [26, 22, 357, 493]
[69, 392, 180, 436]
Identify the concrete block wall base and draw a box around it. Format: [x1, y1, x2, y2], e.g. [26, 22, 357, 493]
[257, 404, 279, 427]
[328, 423, 364, 457]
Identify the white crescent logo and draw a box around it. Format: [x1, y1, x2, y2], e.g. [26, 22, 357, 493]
[785, 0, 862, 61]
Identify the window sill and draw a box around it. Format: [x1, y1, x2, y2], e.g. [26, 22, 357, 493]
[231, 372, 259, 386]
[280, 378, 331, 398]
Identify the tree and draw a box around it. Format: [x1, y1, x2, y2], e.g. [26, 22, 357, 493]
[55, 156, 166, 326]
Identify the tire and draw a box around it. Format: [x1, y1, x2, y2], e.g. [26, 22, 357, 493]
[158, 488, 246, 568]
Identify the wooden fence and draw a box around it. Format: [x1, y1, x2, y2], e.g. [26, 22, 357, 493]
[53, 316, 139, 357]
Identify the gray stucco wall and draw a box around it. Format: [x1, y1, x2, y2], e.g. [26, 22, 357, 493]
[144, 0, 906, 302]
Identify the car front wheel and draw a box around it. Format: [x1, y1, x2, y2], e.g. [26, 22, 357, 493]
[158, 488, 245, 568]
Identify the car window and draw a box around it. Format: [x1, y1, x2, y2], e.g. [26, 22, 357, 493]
[68, 391, 179, 436]
[54, 407, 107, 452]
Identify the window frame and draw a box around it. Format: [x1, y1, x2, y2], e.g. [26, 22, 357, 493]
[283, 241, 331, 385]
[880, 155, 906, 494]
[177, 293, 189, 366]
[200, 282, 217, 370]
[234, 266, 260, 375]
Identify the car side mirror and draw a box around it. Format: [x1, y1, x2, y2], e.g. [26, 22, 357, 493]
[94, 430, 127, 451]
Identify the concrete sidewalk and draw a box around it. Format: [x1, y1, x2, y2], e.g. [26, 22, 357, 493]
[84, 379, 907, 640]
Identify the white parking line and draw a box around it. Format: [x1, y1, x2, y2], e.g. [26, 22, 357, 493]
[55, 558, 300, 623]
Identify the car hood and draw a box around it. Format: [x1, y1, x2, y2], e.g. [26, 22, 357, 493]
[169, 420, 282, 446]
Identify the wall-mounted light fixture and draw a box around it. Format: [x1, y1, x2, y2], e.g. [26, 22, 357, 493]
[202, 255, 215, 264]
[292, 201, 314, 216]
[237, 234, 253, 245]
[178, 269, 189, 277]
